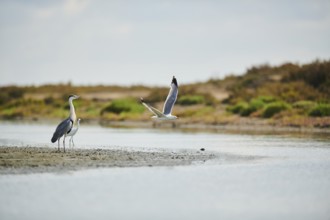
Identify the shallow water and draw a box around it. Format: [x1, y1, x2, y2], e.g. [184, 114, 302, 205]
[0, 122, 330, 220]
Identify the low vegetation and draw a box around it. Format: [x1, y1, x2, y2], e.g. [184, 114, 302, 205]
[0, 60, 329, 129]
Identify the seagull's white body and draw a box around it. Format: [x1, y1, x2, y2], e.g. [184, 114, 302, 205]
[67, 118, 81, 147]
[141, 76, 178, 120]
[152, 115, 177, 120]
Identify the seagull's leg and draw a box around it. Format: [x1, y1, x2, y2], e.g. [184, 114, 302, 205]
[70, 136, 74, 148]
[172, 122, 176, 128]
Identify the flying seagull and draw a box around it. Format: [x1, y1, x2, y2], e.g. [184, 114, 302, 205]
[141, 76, 178, 120]
[67, 118, 81, 147]
[51, 94, 79, 152]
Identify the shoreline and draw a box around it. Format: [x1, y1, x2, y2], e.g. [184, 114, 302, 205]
[2, 118, 330, 135]
[105, 120, 330, 134]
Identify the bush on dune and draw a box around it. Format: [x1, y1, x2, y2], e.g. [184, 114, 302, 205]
[226, 102, 249, 115]
[101, 98, 144, 115]
[177, 95, 205, 106]
[309, 104, 330, 117]
[262, 102, 291, 118]
[226, 96, 272, 117]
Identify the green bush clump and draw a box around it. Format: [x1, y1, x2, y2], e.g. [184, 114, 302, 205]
[293, 100, 316, 110]
[227, 97, 267, 116]
[256, 96, 277, 104]
[178, 95, 205, 105]
[262, 101, 291, 118]
[240, 98, 267, 116]
[101, 98, 144, 115]
[308, 104, 330, 117]
[226, 102, 249, 114]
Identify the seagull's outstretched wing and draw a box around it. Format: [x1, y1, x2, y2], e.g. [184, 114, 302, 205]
[51, 117, 73, 143]
[163, 76, 178, 115]
[141, 98, 166, 118]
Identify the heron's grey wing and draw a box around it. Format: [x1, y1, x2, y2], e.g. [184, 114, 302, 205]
[163, 83, 178, 115]
[51, 118, 73, 142]
[141, 100, 165, 118]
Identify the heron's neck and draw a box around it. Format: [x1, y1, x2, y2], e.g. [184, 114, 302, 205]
[69, 98, 76, 122]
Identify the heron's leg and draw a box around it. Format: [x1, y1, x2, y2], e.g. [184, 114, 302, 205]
[63, 136, 66, 153]
[72, 137, 75, 147]
[57, 138, 60, 152]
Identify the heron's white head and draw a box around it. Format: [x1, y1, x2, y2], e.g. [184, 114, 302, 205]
[68, 94, 79, 101]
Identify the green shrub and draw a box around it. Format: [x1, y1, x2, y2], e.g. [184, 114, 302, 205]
[226, 102, 248, 114]
[227, 98, 267, 116]
[309, 104, 330, 117]
[262, 102, 291, 118]
[178, 95, 205, 105]
[293, 101, 316, 110]
[256, 96, 277, 103]
[240, 104, 257, 117]
[239, 106, 254, 116]
[101, 98, 144, 115]
[240, 98, 267, 116]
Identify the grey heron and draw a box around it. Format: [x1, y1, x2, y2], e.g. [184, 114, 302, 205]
[67, 118, 81, 147]
[141, 76, 178, 120]
[51, 94, 79, 152]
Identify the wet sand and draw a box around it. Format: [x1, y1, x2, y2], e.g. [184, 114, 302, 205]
[0, 146, 219, 174]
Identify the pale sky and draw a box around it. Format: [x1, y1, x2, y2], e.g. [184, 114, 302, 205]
[1, 0, 329, 86]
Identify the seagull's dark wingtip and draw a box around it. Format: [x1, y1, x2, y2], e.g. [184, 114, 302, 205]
[171, 76, 178, 87]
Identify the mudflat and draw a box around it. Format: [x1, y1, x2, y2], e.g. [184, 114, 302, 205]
[0, 146, 217, 174]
